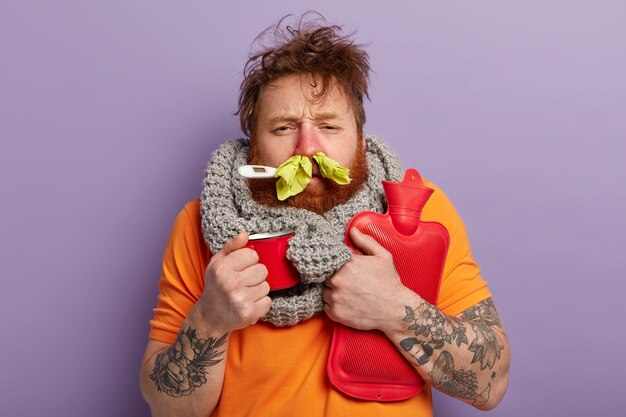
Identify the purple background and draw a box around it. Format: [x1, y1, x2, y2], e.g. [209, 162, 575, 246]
[1, 1, 625, 416]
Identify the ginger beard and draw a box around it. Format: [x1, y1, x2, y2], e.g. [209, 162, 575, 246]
[247, 140, 369, 215]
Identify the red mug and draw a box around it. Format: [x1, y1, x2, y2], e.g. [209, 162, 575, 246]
[246, 231, 300, 291]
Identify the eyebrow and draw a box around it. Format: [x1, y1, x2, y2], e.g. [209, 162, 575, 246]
[268, 112, 343, 124]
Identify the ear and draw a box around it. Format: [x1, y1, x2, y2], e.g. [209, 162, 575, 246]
[360, 135, 366, 151]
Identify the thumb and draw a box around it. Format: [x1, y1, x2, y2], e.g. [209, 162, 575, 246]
[220, 231, 249, 257]
[348, 227, 388, 257]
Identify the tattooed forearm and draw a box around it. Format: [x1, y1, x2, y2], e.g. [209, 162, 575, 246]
[400, 298, 504, 371]
[430, 351, 491, 407]
[400, 301, 468, 365]
[467, 323, 505, 370]
[398, 298, 509, 409]
[149, 327, 227, 397]
[460, 298, 502, 328]
[460, 298, 505, 370]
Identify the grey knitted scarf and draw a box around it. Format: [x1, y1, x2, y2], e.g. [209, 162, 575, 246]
[200, 135, 402, 327]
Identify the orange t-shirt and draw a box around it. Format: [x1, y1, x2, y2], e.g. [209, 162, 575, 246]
[149, 179, 491, 417]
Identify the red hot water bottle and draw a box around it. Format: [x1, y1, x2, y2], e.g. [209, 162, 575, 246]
[327, 169, 450, 401]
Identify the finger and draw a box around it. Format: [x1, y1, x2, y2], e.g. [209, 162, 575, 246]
[249, 296, 272, 322]
[223, 247, 260, 272]
[322, 286, 332, 305]
[238, 263, 269, 286]
[324, 303, 338, 323]
[323, 274, 335, 289]
[348, 227, 388, 257]
[220, 231, 249, 257]
[247, 280, 271, 301]
[256, 296, 272, 315]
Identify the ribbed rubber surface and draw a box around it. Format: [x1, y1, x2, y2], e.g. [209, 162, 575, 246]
[327, 215, 449, 401]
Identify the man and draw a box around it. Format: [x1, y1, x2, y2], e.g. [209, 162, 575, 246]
[140, 15, 510, 417]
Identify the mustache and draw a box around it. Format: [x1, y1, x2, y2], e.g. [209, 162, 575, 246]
[276, 155, 322, 176]
[247, 143, 368, 215]
[310, 159, 321, 176]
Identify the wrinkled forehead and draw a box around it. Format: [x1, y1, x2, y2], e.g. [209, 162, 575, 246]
[257, 73, 354, 118]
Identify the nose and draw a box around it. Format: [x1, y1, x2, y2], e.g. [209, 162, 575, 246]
[293, 124, 322, 157]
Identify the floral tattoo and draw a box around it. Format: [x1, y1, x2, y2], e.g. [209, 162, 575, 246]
[460, 298, 505, 370]
[430, 351, 491, 407]
[399, 301, 468, 365]
[400, 298, 504, 370]
[150, 327, 227, 397]
[399, 298, 504, 405]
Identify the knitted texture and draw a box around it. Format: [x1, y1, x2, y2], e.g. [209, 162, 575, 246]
[200, 135, 403, 327]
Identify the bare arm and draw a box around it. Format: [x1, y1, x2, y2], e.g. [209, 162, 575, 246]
[140, 232, 271, 417]
[386, 297, 509, 410]
[324, 228, 510, 410]
[140, 307, 229, 417]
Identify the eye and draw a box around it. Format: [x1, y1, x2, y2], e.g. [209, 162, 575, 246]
[273, 125, 293, 134]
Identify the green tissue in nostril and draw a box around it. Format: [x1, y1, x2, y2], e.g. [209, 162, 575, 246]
[312, 152, 351, 185]
[274, 155, 313, 201]
[274, 153, 351, 201]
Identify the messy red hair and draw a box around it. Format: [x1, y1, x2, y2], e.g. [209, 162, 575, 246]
[237, 13, 371, 138]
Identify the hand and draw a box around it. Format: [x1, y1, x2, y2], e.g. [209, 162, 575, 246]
[323, 228, 409, 331]
[196, 232, 272, 334]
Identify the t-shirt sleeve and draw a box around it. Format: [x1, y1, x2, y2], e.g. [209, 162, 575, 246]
[149, 199, 209, 344]
[421, 180, 491, 316]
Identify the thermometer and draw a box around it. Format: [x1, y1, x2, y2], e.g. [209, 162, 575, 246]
[237, 165, 277, 179]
